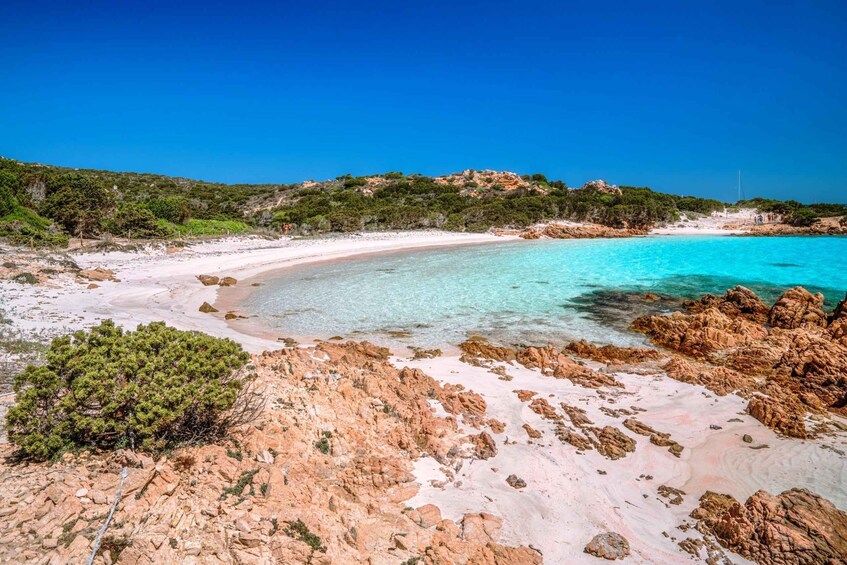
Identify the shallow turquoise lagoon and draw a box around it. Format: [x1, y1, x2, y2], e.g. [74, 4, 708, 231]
[241, 236, 847, 348]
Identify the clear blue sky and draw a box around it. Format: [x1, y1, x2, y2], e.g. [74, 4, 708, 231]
[2, 1, 845, 202]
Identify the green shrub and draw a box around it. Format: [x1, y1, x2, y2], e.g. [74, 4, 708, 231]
[787, 208, 818, 227]
[160, 218, 251, 237]
[315, 437, 330, 454]
[0, 185, 16, 217]
[102, 203, 163, 238]
[5, 320, 259, 460]
[146, 196, 192, 224]
[12, 272, 38, 285]
[283, 519, 326, 553]
[41, 173, 116, 238]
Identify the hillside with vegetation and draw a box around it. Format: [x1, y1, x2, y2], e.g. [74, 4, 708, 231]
[1, 156, 843, 246]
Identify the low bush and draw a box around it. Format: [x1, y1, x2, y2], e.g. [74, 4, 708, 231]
[102, 203, 163, 238]
[787, 208, 818, 227]
[160, 218, 251, 237]
[5, 320, 261, 460]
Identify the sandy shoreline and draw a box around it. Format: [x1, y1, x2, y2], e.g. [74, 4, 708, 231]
[0, 231, 513, 353]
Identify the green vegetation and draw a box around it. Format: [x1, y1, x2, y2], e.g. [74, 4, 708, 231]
[5, 320, 257, 460]
[283, 519, 326, 553]
[222, 468, 259, 498]
[738, 197, 847, 227]
[272, 179, 727, 233]
[1, 156, 844, 245]
[159, 218, 251, 237]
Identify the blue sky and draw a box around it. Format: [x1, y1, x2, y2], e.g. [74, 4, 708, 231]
[2, 1, 845, 202]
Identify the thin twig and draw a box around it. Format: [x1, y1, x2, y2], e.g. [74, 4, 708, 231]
[87, 467, 128, 565]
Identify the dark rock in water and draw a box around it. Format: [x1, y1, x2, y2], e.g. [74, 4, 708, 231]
[565, 289, 683, 333]
[584, 532, 630, 560]
[742, 434, 753, 443]
[709, 424, 722, 430]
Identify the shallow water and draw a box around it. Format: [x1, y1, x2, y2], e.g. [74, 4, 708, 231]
[240, 236, 847, 348]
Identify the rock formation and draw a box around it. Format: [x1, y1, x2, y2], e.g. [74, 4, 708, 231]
[460, 340, 622, 390]
[579, 180, 622, 195]
[691, 488, 847, 564]
[0, 341, 540, 564]
[632, 286, 847, 438]
[496, 223, 646, 240]
[768, 286, 827, 329]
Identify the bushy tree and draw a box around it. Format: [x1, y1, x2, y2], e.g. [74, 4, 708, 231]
[5, 321, 258, 460]
[146, 196, 192, 224]
[0, 184, 16, 217]
[102, 202, 163, 238]
[41, 173, 116, 238]
[787, 208, 818, 227]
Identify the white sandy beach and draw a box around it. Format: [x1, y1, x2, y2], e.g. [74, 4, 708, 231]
[402, 354, 847, 564]
[0, 231, 511, 353]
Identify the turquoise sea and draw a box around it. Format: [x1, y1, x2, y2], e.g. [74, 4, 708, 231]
[241, 236, 847, 348]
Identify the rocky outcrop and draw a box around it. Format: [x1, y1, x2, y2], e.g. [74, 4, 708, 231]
[631, 308, 767, 358]
[459, 341, 622, 389]
[622, 418, 684, 457]
[683, 286, 770, 324]
[470, 432, 497, 460]
[0, 341, 538, 564]
[691, 488, 847, 564]
[633, 286, 847, 438]
[565, 339, 661, 365]
[768, 286, 827, 330]
[79, 267, 118, 282]
[459, 338, 517, 364]
[580, 180, 622, 195]
[434, 170, 537, 196]
[584, 532, 630, 560]
[504, 223, 646, 240]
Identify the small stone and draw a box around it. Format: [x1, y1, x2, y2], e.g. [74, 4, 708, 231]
[505, 474, 527, 489]
[742, 434, 753, 443]
[584, 532, 630, 560]
[199, 302, 219, 313]
[709, 424, 722, 430]
[75, 488, 89, 498]
[42, 539, 58, 549]
[184, 540, 202, 556]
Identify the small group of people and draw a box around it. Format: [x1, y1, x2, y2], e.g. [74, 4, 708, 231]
[755, 213, 781, 224]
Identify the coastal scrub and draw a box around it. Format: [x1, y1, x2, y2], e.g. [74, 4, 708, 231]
[5, 320, 258, 460]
